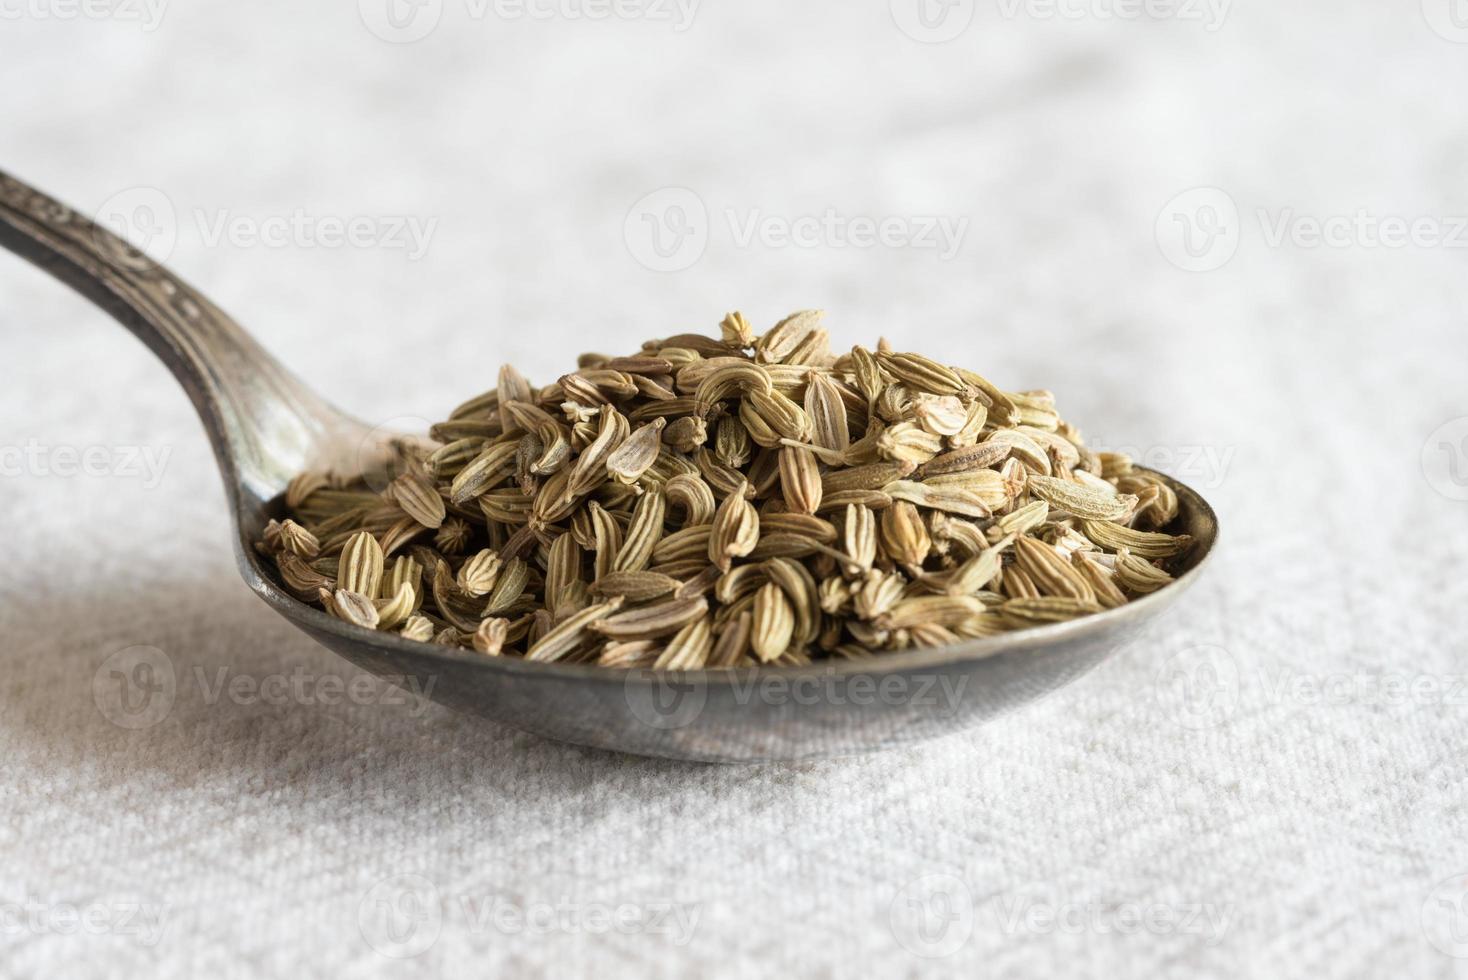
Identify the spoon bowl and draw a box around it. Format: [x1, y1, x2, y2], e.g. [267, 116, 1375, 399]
[0, 169, 1218, 763]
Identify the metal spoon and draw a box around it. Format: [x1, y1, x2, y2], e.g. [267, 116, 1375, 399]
[0, 169, 1218, 763]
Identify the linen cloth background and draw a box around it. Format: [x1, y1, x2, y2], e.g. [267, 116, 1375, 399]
[2, 1, 1467, 976]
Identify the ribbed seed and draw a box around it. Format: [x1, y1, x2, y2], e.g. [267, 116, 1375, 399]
[879, 502, 931, 566]
[883, 480, 991, 519]
[591, 570, 680, 602]
[613, 488, 666, 573]
[805, 371, 850, 456]
[588, 502, 623, 580]
[606, 418, 667, 484]
[918, 442, 1011, 478]
[880, 352, 965, 395]
[374, 581, 417, 630]
[664, 473, 716, 526]
[544, 532, 583, 602]
[473, 618, 510, 655]
[400, 616, 435, 643]
[485, 558, 529, 615]
[708, 612, 753, 667]
[755, 310, 822, 363]
[449, 441, 518, 505]
[653, 617, 713, 670]
[589, 597, 709, 640]
[720, 311, 756, 347]
[525, 598, 624, 662]
[332, 589, 380, 629]
[844, 504, 877, 572]
[457, 549, 502, 596]
[821, 460, 915, 494]
[1026, 475, 1137, 521]
[1114, 550, 1176, 593]
[777, 446, 823, 515]
[340, 531, 385, 598]
[1080, 520, 1191, 558]
[1013, 536, 1095, 602]
[751, 583, 795, 662]
[709, 484, 759, 571]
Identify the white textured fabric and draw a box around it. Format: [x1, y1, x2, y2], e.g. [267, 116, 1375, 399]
[3, 2, 1467, 977]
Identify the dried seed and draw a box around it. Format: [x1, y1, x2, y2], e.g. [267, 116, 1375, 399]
[880, 352, 965, 396]
[457, 549, 502, 596]
[844, 504, 877, 573]
[720, 311, 756, 348]
[472, 617, 510, 655]
[449, 441, 518, 505]
[340, 531, 385, 598]
[613, 488, 667, 573]
[755, 310, 822, 364]
[331, 589, 380, 629]
[606, 418, 667, 484]
[1013, 536, 1095, 602]
[664, 473, 716, 526]
[751, 583, 795, 662]
[589, 596, 709, 640]
[820, 460, 916, 494]
[876, 422, 943, 464]
[708, 612, 753, 667]
[434, 518, 472, 555]
[918, 442, 1011, 478]
[286, 472, 328, 509]
[1080, 520, 1191, 559]
[391, 471, 446, 529]
[485, 557, 530, 615]
[880, 596, 985, 630]
[544, 532, 583, 600]
[805, 371, 850, 457]
[1114, 550, 1176, 593]
[1026, 475, 1138, 521]
[400, 616, 435, 642]
[591, 570, 680, 602]
[653, 616, 713, 670]
[879, 502, 930, 566]
[598, 640, 660, 668]
[525, 598, 624, 663]
[275, 519, 320, 559]
[884, 480, 991, 519]
[375, 581, 417, 630]
[709, 482, 759, 571]
[777, 445, 823, 515]
[588, 502, 624, 580]
[662, 415, 708, 453]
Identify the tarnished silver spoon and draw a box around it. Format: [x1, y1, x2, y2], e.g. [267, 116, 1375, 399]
[0, 169, 1218, 763]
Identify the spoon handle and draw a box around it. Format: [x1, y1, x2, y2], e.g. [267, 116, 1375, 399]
[0, 169, 351, 504]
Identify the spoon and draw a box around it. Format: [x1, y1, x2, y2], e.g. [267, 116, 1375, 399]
[0, 169, 1218, 763]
